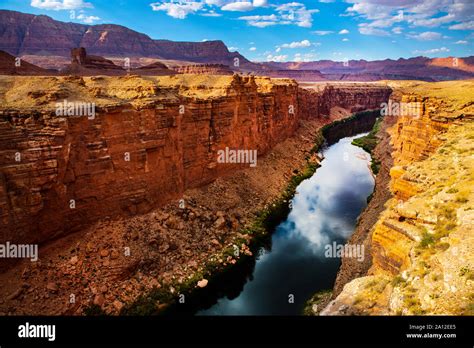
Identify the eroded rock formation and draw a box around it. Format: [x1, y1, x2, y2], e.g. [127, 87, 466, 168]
[322, 80, 474, 315]
[173, 64, 234, 75]
[61, 47, 126, 76]
[0, 76, 391, 249]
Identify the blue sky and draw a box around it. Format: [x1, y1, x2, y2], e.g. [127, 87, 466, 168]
[1, 0, 473, 61]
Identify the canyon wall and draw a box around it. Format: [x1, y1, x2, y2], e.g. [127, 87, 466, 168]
[323, 80, 474, 315]
[173, 64, 233, 75]
[0, 76, 392, 254]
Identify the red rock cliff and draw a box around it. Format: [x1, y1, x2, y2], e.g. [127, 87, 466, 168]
[0, 75, 391, 248]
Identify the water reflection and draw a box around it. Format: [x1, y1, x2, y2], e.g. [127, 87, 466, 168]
[198, 134, 375, 315]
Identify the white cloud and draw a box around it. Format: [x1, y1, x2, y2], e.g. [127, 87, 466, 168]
[221, 1, 254, 11]
[345, 0, 474, 34]
[238, 14, 278, 27]
[219, 0, 267, 11]
[280, 39, 312, 49]
[359, 24, 390, 36]
[292, 52, 318, 62]
[275, 3, 319, 28]
[455, 40, 468, 44]
[392, 26, 403, 34]
[249, 46, 257, 51]
[266, 54, 288, 62]
[342, 38, 349, 41]
[77, 13, 100, 23]
[31, 0, 92, 10]
[228, 46, 239, 51]
[252, 0, 267, 7]
[413, 47, 450, 55]
[238, 2, 318, 28]
[407, 31, 442, 41]
[201, 10, 222, 16]
[449, 21, 474, 30]
[205, 0, 224, 5]
[311, 30, 333, 35]
[150, 1, 204, 19]
[411, 14, 455, 27]
[339, 29, 349, 34]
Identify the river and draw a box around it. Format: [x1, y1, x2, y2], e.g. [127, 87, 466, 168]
[197, 133, 375, 315]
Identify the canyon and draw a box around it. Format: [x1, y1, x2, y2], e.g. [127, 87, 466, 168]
[322, 80, 474, 316]
[0, 74, 392, 315]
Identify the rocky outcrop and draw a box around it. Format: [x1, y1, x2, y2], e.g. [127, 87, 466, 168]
[0, 50, 55, 75]
[173, 64, 234, 75]
[134, 61, 177, 76]
[253, 69, 326, 81]
[316, 83, 393, 117]
[61, 47, 126, 76]
[0, 76, 392, 254]
[0, 75, 299, 246]
[323, 80, 474, 315]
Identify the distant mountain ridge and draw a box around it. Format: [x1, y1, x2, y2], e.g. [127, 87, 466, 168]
[1, 9, 473, 81]
[0, 10, 253, 67]
[263, 56, 474, 81]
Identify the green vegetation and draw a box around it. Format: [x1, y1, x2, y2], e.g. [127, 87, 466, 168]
[403, 287, 425, 315]
[391, 275, 406, 288]
[352, 117, 382, 153]
[302, 289, 332, 316]
[417, 205, 458, 250]
[352, 117, 383, 175]
[419, 231, 435, 248]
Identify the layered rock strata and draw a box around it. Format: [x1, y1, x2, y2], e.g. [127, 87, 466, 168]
[323, 80, 474, 315]
[0, 76, 392, 315]
[173, 64, 233, 75]
[0, 76, 391, 257]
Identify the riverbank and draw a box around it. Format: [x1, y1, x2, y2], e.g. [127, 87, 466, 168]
[128, 110, 380, 316]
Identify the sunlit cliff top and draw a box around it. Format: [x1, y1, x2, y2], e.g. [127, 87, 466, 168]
[0, 74, 297, 111]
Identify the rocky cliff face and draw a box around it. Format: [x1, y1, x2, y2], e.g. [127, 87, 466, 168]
[173, 64, 234, 75]
[0, 76, 392, 252]
[253, 69, 326, 81]
[0, 74, 300, 246]
[323, 80, 474, 315]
